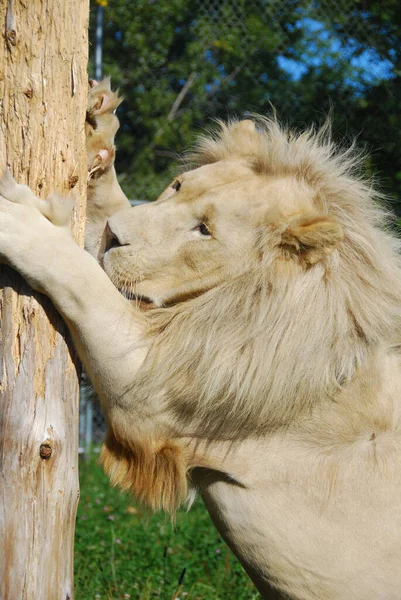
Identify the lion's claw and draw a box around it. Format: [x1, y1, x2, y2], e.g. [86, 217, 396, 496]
[87, 148, 116, 182]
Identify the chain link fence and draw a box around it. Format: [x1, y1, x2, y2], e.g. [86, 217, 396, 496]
[102, 0, 398, 203]
[79, 375, 105, 453]
[81, 0, 400, 451]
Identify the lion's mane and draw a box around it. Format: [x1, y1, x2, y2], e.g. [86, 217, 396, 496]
[102, 119, 401, 512]
[129, 119, 401, 441]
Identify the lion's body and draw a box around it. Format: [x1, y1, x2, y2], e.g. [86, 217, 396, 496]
[98, 117, 401, 599]
[1, 83, 401, 599]
[199, 415, 401, 600]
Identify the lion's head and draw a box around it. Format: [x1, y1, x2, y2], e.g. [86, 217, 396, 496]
[104, 120, 345, 307]
[102, 118, 401, 440]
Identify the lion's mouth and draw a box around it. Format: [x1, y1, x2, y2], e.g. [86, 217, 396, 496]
[119, 288, 155, 310]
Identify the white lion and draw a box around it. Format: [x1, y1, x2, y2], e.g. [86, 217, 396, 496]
[1, 79, 401, 599]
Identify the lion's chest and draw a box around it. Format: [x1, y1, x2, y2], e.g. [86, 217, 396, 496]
[195, 440, 401, 600]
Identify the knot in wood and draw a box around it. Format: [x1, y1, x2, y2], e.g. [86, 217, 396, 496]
[6, 30, 16, 46]
[68, 175, 79, 189]
[39, 442, 53, 460]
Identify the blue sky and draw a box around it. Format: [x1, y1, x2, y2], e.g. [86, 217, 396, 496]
[277, 18, 393, 88]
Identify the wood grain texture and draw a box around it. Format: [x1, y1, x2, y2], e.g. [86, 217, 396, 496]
[0, 1, 89, 598]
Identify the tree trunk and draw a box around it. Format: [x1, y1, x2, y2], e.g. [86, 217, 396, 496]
[0, 2, 89, 599]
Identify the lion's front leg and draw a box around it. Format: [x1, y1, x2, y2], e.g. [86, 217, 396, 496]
[86, 78, 130, 259]
[0, 173, 193, 513]
[0, 171, 75, 290]
[0, 172, 147, 405]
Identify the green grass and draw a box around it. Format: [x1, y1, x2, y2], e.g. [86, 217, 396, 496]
[75, 455, 260, 600]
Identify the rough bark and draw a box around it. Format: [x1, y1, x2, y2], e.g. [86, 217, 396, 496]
[0, 2, 89, 599]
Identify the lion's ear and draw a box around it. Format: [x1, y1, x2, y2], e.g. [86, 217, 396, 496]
[232, 119, 256, 134]
[280, 214, 344, 265]
[228, 119, 258, 145]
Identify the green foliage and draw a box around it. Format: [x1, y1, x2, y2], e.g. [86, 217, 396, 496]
[90, 0, 400, 207]
[75, 456, 258, 599]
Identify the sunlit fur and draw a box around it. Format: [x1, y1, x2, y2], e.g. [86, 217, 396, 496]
[7, 80, 401, 597]
[124, 118, 401, 442]
[89, 115, 401, 598]
[100, 429, 188, 512]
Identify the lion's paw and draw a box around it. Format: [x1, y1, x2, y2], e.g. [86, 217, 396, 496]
[87, 78, 122, 119]
[0, 169, 40, 207]
[0, 170, 74, 233]
[41, 193, 75, 231]
[86, 78, 123, 181]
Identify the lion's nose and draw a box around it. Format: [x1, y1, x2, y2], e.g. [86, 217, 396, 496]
[104, 222, 124, 252]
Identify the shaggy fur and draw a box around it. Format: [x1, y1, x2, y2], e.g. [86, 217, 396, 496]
[100, 430, 188, 511]
[128, 118, 401, 440]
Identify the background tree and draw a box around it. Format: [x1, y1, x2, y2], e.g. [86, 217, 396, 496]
[91, 0, 400, 210]
[0, 2, 89, 598]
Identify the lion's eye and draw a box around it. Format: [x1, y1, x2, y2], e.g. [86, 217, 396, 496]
[195, 223, 212, 237]
[171, 180, 181, 192]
